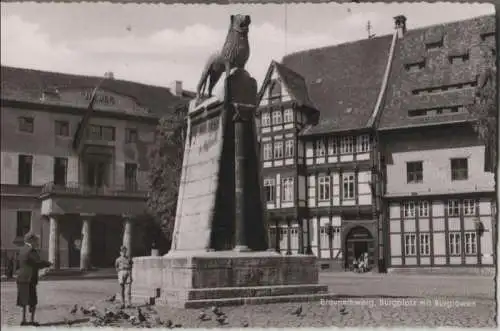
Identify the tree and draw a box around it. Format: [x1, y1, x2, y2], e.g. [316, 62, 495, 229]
[468, 45, 497, 173]
[146, 103, 188, 251]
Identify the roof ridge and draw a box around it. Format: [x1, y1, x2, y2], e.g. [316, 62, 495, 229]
[0, 65, 174, 91]
[282, 13, 494, 63]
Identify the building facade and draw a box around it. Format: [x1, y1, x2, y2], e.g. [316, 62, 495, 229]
[0, 66, 192, 271]
[257, 14, 496, 273]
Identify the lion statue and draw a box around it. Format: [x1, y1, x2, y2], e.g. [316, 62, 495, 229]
[196, 14, 251, 100]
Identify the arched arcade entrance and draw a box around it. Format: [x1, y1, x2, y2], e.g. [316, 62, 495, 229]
[344, 226, 375, 270]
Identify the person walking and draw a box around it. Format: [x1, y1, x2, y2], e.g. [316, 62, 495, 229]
[16, 233, 52, 326]
[115, 246, 133, 308]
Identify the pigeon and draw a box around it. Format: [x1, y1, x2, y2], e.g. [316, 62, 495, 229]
[216, 315, 227, 325]
[174, 323, 182, 328]
[199, 311, 210, 321]
[212, 306, 225, 317]
[242, 321, 249, 327]
[292, 305, 303, 316]
[339, 305, 347, 315]
[105, 294, 116, 303]
[80, 307, 91, 315]
[70, 304, 78, 315]
[137, 308, 147, 323]
[165, 319, 173, 328]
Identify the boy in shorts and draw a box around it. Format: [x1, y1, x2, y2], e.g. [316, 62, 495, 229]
[115, 246, 133, 308]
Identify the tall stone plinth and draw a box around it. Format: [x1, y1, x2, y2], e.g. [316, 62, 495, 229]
[133, 252, 328, 308]
[132, 68, 327, 307]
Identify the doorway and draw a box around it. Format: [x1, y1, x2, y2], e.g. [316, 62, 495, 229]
[345, 226, 375, 269]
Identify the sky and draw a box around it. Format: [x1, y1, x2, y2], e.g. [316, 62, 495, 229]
[1, 3, 495, 92]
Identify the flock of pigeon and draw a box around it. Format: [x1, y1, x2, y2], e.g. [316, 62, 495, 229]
[64, 294, 348, 328]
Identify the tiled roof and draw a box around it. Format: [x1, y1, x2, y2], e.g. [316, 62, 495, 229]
[281, 35, 393, 135]
[272, 62, 317, 110]
[0, 66, 192, 117]
[378, 15, 496, 130]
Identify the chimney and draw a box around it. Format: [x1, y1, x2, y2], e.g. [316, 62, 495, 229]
[170, 80, 183, 97]
[394, 15, 407, 39]
[104, 71, 115, 79]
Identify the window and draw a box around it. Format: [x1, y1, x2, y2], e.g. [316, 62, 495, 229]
[281, 177, 294, 202]
[285, 140, 294, 158]
[283, 109, 294, 123]
[357, 134, 370, 153]
[404, 234, 416, 256]
[328, 137, 338, 155]
[53, 157, 68, 186]
[55, 120, 70, 137]
[315, 140, 326, 157]
[447, 200, 459, 216]
[18, 116, 34, 133]
[342, 173, 355, 199]
[451, 158, 468, 181]
[274, 141, 283, 159]
[16, 211, 31, 238]
[407, 161, 423, 183]
[18, 155, 33, 185]
[272, 110, 282, 125]
[87, 125, 115, 141]
[420, 233, 430, 255]
[261, 112, 271, 127]
[402, 200, 416, 218]
[263, 143, 273, 161]
[264, 178, 276, 203]
[449, 233, 461, 256]
[125, 163, 138, 191]
[125, 128, 138, 143]
[463, 199, 477, 216]
[464, 232, 477, 255]
[340, 136, 354, 154]
[269, 80, 282, 105]
[419, 201, 429, 217]
[318, 175, 331, 201]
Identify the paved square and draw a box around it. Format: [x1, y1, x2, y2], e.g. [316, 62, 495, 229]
[1, 273, 496, 328]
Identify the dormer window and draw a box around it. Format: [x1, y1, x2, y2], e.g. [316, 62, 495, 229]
[425, 40, 443, 51]
[448, 52, 469, 65]
[268, 79, 282, 105]
[480, 31, 495, 42]
[424, 29, 444, 51]
[404, 59, 426, 72]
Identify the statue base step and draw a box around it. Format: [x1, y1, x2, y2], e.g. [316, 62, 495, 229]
[132, 251, 327, 308]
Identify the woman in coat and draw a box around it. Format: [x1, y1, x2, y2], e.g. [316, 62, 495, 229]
[16, 232, 52, 326]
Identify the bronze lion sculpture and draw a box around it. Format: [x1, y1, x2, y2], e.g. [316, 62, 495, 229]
[196, 14, 251, 100]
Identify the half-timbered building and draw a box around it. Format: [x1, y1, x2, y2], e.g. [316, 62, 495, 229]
[257, 14, 496, 273]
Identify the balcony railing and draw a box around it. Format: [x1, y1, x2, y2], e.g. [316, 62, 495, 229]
[40, 181, 147, 199]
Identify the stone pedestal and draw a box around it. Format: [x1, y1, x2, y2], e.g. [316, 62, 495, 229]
[133, 65, 328, 307]
[132, 251, 327, 308]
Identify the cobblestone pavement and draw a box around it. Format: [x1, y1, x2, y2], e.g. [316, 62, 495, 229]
[1, 275, 496, 328]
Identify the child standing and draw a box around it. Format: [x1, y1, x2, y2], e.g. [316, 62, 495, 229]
[115, 246, 133, 308]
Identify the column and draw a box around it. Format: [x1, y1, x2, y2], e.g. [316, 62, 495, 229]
[122, 215, 133, 256]
[80, 214, 93, 271]
[233, 104, 251, 252]
[48, 216, 60, 270]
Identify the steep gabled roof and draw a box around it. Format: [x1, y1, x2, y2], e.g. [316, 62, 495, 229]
[257, 61, 317, 111]
[0, 66, 193, 117]
[378, 15, 496, 130]
[281, 34, 393, 135]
